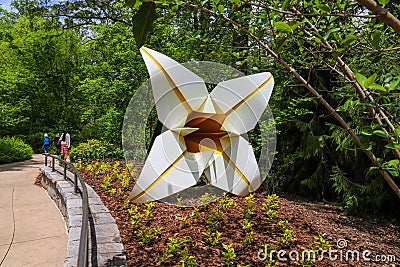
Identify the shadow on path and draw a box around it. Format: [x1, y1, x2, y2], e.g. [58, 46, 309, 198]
[0, 155, 44, 172]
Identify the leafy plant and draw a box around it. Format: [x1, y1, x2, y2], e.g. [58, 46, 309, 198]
[310, 233, 332, 254]
[176, 196, 184, 208]
[221, 243, 236, 266]
[199, 193, 217, 210]
[96, 161, 111, 176]
[69, 139, 124, 162]
[202, 229, 222, 245]
[279, 228, 296, 247]
[159, 236, 191, 263]
[0, 137, 33, 163]
[243, 194, 256, 220]
[264, 260, 278, 267]
[73, 161, 83, 171]
[205, 207, 222, 232]
[101, 175, 112, 191]
[86, 164, 95, 174]
[191, 206, 200, 218]
[180, 247, 196, 267]
[263, 194, 279, 221]
[137, 226, 162, 246]
[122, 200, 130, 210]
[117, 188, 124, 198]
[128, 204, 143, 229]
[108, 188, 116, 195]
[119, 171, 131, 189]
[180, 216, 189, 228]
[143, 201, 155, 222]
[241, 218, 255, 244]
[218, 193, 236, 210]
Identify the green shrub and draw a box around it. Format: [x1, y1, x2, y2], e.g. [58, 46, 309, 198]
[0, 137, 33, 163]
[69, 139, 124, 162]
[14, 132, 44, 153]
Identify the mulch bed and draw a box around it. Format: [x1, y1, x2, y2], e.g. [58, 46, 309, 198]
[76, 160, 399, 267]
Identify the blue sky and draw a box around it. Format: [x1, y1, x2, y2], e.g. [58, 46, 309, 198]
[0, 0, 12, 11]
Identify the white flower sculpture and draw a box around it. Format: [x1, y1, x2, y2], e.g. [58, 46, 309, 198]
[129, 47, 274, 202]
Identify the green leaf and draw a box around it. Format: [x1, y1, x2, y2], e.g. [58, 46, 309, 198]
[378, 0, 389, 5]
[132, 2, 157, 48]
[361, 130, 372, 136]
[395, 127, 400, 137]
[282, 0, 290, 10]
[288, 21, 302, 31]
[324, 27, 340, 40]
[389, 78, 400, 91]
[386, 168, 399, 177]
[217, 4, 224, 13]
[341, 34, 357, 47]
[316, 4, 331, 13]
[369, 83, 386, 92]
[364, 73, 377, 88]
[371, 30, 381, 49]
[274, 21, 292, 33]
[385, 143, 400, 150]
[354, 73, 367, 87]
[372, 129, 388, 138]
[361, 143, 373, 151]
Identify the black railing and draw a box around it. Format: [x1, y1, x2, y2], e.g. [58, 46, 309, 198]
[44, 154, 89, 267]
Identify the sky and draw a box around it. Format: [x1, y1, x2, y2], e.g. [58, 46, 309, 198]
[0, 0, 12, 11]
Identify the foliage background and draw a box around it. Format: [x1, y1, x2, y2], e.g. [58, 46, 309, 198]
[1, 0, 399, 216]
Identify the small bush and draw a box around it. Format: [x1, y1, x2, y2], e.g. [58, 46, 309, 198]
[69, 139, 124, 162]
[0, 137, 33, 163]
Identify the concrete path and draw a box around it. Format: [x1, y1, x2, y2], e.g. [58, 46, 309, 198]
[0, 154, 67, 267]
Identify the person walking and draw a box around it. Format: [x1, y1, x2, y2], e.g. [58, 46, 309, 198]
[65, 129, 71, 151]
[60, 133, 68, 160]
[60, 129, 71, 161]
[42, 133, 51, 154]
[53, 133, 61, 155]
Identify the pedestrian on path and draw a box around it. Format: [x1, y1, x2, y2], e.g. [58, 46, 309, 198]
[53, 133, 61, 155]
[60, 129, 71, 161]
[42, 133, 51, 154]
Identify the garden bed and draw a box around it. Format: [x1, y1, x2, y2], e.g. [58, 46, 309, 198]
[75, 160, 400, 266]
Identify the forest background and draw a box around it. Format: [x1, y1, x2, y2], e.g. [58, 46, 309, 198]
[1, 0, 400, 217]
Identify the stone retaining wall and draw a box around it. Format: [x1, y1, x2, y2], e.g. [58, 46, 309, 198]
[40, 166, 127, 267]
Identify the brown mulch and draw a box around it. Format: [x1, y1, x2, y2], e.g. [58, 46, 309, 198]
[77, 160, 400, 267]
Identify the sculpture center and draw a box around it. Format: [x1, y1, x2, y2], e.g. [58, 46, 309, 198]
[183, 111, 227, 153]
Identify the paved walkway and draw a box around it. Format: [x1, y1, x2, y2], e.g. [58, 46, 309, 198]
[0, 154, 67, 267]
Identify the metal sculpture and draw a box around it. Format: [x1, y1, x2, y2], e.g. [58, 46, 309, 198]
[129, 47, 274, 202]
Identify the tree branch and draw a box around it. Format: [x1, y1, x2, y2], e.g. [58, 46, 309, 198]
[357, 0, 400, 35]
[185, 3, 400, 200]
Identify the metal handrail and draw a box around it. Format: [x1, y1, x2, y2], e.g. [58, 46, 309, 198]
[44, 154, 89, 267]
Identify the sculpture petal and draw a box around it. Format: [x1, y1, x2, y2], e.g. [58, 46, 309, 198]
[129, 130, 196, 202]
[140, 47, 209, 129]
[204, 135, 260, 195]
[210, 72, 274, 134]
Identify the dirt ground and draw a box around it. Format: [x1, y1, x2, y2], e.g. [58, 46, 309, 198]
[77, 161, 399, 267]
